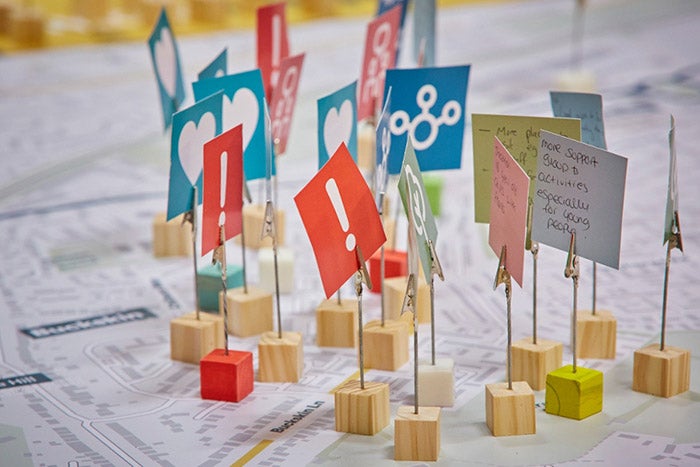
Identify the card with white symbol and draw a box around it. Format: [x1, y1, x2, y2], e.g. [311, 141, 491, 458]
[198, 48, 227, 81]
[375, 87, 392, 200]
[257, 2, 289, 98]
[384, 65, 470, 174]
[269, 53, 305, 155]
[167, 91, 223, 220]
[317, 82, 358, 169]
[376, 0, 409, 62]
[412, 0, 435, 67]
[147, 7, 186, 130]
[550, 91, 606, 150]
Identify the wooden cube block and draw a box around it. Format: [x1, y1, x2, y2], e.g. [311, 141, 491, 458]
[152, 212, 192, 257]
[368, 249, 407, 294]
[423, 174, 444, 217]
[258, 331, 303, 382]
[190, 0, 228, 23]
[633, 344, 690, 398]
[170, 311, 225, 364]
[235, 204, 285, 249]
[383, 276, 430, 323]
[485, 382, 536, 436]
[334, 380, 390, 435]
[200, 348, 254, 402]
[512, 338, 563, 391]
[394, 406, 441, 461]
[10, 8, 45, 48]
[576, 310, 616, 359]
[356, 121, 376, 171]
[0, 2, 14, 34]
[197, 263, 243, 311]
[418, 358, 454, 407]
[545, 364, 603, 420]
[74, 0, 109, 21]
[220, 286, 273, 337]
[383, 216, 396, 251]
[316, 298, 358, 348]
[363, 319, 409, 371]
[258, 247, 294, 294]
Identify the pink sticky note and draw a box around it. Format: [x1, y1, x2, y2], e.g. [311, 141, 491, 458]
[256, 2, 289, 98]
[269, 53, 305, 155]
[488, 137, 530, 287]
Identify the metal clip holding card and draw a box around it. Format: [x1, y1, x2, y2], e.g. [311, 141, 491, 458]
[401, 273, 417, 317]
[355, 246, 372, 292]
[428, 239, 444, 282]
[260, 200, 276, 242]
[670, 211, 683, 253]
[212, 226, 226, 271]
[564, 232, 579, 280]
[493, 245, 511, 292]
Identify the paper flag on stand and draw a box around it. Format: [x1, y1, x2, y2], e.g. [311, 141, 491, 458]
[294, 143, 386, 298]
[269, 53, 305, 155]
[198, 48, 227, 81]
[257, 2, 289, 99]
[664, 116, 680, 245]
[550, 91, 606, 150]
[317, 82, 358, 169]
[375, 87, 392, 204]
[376, 0, 409, 62]
[412, 0, 436, 67]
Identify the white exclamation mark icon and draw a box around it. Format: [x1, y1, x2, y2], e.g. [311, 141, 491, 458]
[271, 14, 281, 90]
[325, 178, 356, 252]
[219, 151, 227, 226]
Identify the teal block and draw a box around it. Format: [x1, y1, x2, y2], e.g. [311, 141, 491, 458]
[197, 263, 244, 311]
[423, 174, 444, 217]
[545, 364, 603, 420]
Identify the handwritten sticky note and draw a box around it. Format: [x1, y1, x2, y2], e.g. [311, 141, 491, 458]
[198, 48, 227, 81]
[412, 0, 435, 67]
[398, 139, 439, 281]
[488, 138, 530, 287]
[167, 91, 223, 221]
[317, 82, 358, 169]
[256, 2, 289, 98]
[202, 125, 243, 256]
[664, 116, 679, 245]
[385, 65, 470, 174]
[192, 69, 268, 181]
[472, 114, 581, 224]
[550, 91, 606, 149]
[294, 144, 386, 298]
[531, 131, 628, 269]
[147, 7, 186, 130]
[269, 53, 305, 155]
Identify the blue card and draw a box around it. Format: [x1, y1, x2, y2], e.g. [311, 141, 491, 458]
[317, 81, 358, 169]
[384, 65, 470, 174]
[167, 91, 223, 220]
[413, 0, 436, 67]
[147, 8, 186, 130]
[192, 69, 270, 181]
[198, 48, 227, 81]
[377, 0, 408, 61]
[375, 87, 392, 202]
[550, 91, 606, 149]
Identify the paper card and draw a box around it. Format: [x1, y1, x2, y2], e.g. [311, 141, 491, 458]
[531, 131, 628, 269]
[256, 2, 289, 98]
[377, 0, 409, 62]
[269, 53, 305, 155]
[375, 87, 392, 206]
[198, 48, 227, 81]
[147, 8, 186, 130]
[398, 139, 438, 282]
[167, 91, 223, 221]
[550, 91, 606, 149]
[202, 125, 243, 256]
[664, 116, 679, 244]
[412, 0, 435, 67]
[472, 114, 581, 223]
[294, 143, 386, 298]
[488, 138, 530, 287]
[192, 69, 270, 181]
[358, 5, 402, 122]
[317, 82, 358, 169]
[384, 65, 470, 174]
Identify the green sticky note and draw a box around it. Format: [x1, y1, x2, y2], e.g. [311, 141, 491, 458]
[398, 140, 438, 281]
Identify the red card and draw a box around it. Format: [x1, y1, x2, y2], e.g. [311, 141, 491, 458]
[269, 53, 305, 155]
[256, 2, 289, 99]
[202, 125, 243, 256]
[294, 143, 386, 298]
[357, 5, 401, 122]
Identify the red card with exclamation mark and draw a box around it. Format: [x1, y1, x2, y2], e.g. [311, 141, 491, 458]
[294, 143, 386, 298]
[257, 2, 289, 99]
[202, 124, 243, 256]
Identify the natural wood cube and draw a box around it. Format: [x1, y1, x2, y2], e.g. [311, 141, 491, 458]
[334, 380, 390, 435]
[316, 298, 358, 348]
[258, 247, 294, 294]
[197, 263, 243, 311]
[356, 121, 376, 171]
[220, 286, 273, 337]
[575, 310, 616, 359]
[512, 338, 563, 391]
[152, 212, 192, 257]
[545, 364, 603, 420]
[363, 319, 409, 371]
[383, 276, 430, 323]
[170, 311, 225, 364]
[200, 348, 254, 402]
[368, 249, 407, 294]
[394, 406, 441, 461]
[235, 204, 285, 249]
[418, 358, 454, 407]
[190, 0, 228, 23]
[0, 3, 13, 34]
[485, 381, 536, 436]
[10, 8, 45, 48]
[258, 331, 304, 383]
[633, 344, 690, 398]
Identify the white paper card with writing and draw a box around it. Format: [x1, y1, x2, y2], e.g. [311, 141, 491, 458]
[532, 130, 628, 269]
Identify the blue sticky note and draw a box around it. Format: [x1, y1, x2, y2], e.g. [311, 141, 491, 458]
[317, 81, 358, 169]
[167, 91, 223, 221]
[192, 69, 269, 181]
[147, 8, 186, 130]
[198, 48, 227, 81]
[384, 65, 470, 174]
[413, 0, 436, 67]
[550, 91, 606, 150]
[377, 0, 408, 61]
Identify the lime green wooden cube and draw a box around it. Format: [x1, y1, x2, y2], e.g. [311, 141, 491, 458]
[545, 365, 602, 420]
